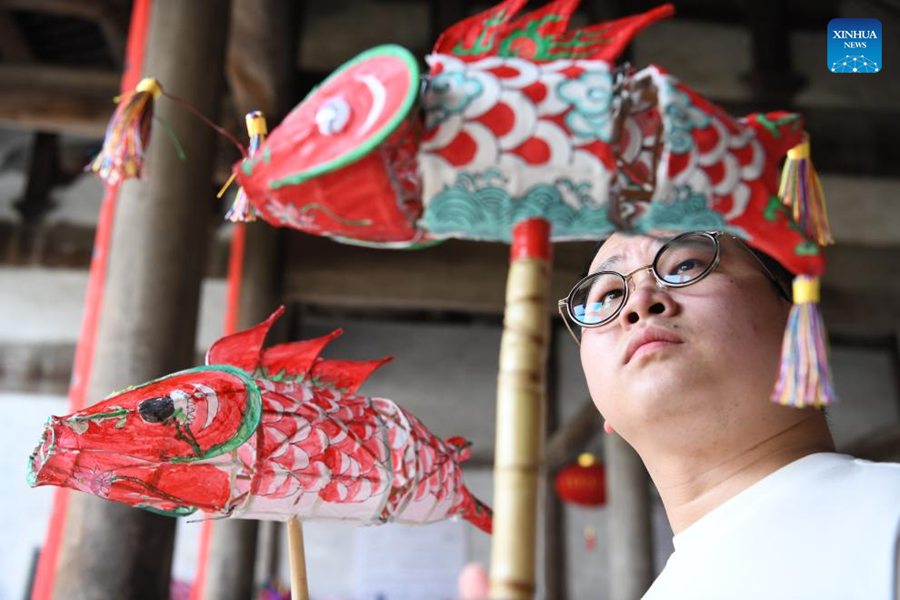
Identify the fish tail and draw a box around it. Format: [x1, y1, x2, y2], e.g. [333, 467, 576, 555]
[461, 488, 493, 534]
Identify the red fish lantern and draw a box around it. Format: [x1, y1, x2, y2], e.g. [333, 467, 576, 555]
[28, 307, 491, 532]
[232, 2, 675, 246]
[235, 46, 425, 245]
[554, 453, 606, 507]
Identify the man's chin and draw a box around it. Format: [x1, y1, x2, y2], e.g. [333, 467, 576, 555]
[621, 369, 706, 420]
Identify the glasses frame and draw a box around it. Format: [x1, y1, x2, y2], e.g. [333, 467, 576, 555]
[558, 231, 787, 345]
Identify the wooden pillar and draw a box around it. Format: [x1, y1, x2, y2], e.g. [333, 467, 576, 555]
[204, 222, 284, 600]
[51, 1, 231, 599]
[604, 434, 654, 600]
[13, 132, 58, 263]
[543, 332, 567, 600]
[742, 0, 803, 98]
[203, 1, 297, 597]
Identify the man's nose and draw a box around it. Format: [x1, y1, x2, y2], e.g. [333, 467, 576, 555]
[619, 270, 678, 326]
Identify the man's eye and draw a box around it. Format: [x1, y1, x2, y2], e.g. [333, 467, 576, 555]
[602, 289, 624, 305]
[672, 259, 699, 274]
[666, 259, 706, 282]
[590, 288, 623, 307]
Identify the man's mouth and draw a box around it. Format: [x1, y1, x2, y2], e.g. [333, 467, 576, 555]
[623, 327, 683, 364]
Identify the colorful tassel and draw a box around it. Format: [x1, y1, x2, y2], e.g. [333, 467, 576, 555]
[222, 110, 267, 222]
[88, 77, 162, 185]
[779, 137, 834, 246]
[771, 276, 837, 408]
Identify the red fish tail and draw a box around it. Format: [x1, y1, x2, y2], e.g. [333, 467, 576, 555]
[460, 488, 493, 534]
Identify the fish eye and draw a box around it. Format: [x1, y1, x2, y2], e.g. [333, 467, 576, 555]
[138, 396, 175, 423]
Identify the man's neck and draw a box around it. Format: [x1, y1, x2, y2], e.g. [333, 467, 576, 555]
[642, 415, 835, 534]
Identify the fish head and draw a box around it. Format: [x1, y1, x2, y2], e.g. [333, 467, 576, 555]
[234, 44, 425, 244]
[28, 365, 261, 516]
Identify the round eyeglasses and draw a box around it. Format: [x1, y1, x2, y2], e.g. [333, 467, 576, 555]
[558, 231, 777, 344]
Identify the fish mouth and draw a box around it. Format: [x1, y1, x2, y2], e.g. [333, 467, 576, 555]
[27, 419, 56, 487]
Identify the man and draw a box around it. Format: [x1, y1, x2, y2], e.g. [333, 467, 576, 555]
[460, 230, 900, 600]
[458, 42, 900, 599]
[566, 230, 900, 599]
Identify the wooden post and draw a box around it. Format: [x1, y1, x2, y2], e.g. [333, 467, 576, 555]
[604, 433, 654, 600]
[287, 518, 310, 600]
[490, 219, 552, 599]
[543, 332, 567, 600]
[202, 1, 298, 596]
[13, 131, 59, 263]
[203, 169, 284, 600]
[51, 1, 230, 599]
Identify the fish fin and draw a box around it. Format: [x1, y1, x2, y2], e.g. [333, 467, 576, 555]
[507, 0, 581, 37]
[433, 0, 672, 61]
[310, 357, 392, 393]
[432, 0, 528, 55]
[260, 329, 343, 380]
[445, 436, 472, 463]
[205, 306, 285, 370]
[559, 4, 675, 62]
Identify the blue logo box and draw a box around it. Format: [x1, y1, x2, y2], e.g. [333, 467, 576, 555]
[828, 18, 882, 73]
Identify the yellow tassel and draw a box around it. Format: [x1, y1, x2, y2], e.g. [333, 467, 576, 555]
[772, 276, 836, 408]
[88, 78, 162, 185]
[779, 137, 834, 246]
[225, 111, 267, 222]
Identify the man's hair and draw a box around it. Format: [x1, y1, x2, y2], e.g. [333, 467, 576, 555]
[583, 236, 794, 302]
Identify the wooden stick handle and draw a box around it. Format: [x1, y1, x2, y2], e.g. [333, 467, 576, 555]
[287, 518, 309, 600]
[489, 219, 552, 599]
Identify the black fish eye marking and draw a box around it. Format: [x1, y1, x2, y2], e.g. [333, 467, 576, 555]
[138, 396, 175, 423]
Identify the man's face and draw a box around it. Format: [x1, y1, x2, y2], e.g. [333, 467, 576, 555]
[579, 233, 794, 450]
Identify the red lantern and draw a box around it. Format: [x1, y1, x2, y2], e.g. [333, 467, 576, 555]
[554, 453, 607, 507]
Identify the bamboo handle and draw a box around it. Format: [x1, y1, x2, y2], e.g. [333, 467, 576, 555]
[489, 219, 552, 599]
[287, 518, 309, 600]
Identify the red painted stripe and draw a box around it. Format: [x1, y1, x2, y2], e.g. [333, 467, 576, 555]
[511, 218, 552, 261]
[223, 223, 246, 336]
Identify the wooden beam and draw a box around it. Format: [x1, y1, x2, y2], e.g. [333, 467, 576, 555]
[0, 0, 129, 66]
[718, 103, 900, 179]
[2, 220, 898, 335]
[0, 341, 74, 395]
[823, 176, 900, 247]
[0, 11, 33, 61]
[282, 233, 596, 315]
[0, 0, 126, 20]
[0, 65, 118, 135]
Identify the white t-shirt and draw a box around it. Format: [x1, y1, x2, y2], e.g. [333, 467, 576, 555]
[644, 453, 900, 600]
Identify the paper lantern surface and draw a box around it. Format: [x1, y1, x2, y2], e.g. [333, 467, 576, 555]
[234, 1, 674, 246]
[28, 307, 491, 532]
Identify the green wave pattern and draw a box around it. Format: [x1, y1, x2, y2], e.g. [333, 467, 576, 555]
[632, 186, 747, 238]
[422, 175, 613, 242]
